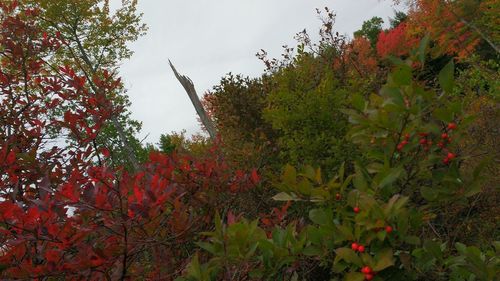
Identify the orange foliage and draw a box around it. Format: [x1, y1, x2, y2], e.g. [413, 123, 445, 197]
[406, 0, 480, 59]
[348, 36, 378, 75]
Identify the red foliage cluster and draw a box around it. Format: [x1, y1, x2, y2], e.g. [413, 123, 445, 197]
[406, 0, 480, 59]
[376, 23, 419, 58]
[0, 4, 258, 279]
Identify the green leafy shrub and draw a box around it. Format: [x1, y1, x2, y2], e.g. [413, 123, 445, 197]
[180, 45, 500, 280]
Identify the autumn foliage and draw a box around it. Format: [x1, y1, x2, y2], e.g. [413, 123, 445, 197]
[0, 2, 258, 279]
[376, 22, 419, 58]
[1, 0, 499, 280]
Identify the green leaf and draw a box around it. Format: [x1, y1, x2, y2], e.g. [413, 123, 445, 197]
[283, 164, 297, 185]
[439, 60, 455, 94]
[345, 272, 365, 281]
[302, 165, 316, 181]
[373, 248, 395, 271]
[353, 173, 368, 191]
[214, 212, 222, 234]
[309, 208, 330, 226]
[424, 240, 443, 261]
[186, 254, 202, 280]
[335, 248, 363, 266]
[297, 180, 313, 195]
[455, 242, 467, 254]
[392, 65, 412, 86]
[405, 236, 421, 245]
[433, 108, 454, 122]
[302, 245, 323, 256]
[336, 224, 355, 241]
[196, 242, 217, 255]
[351, 94, 366, 112]
[315, 167, 322, 184]
[418, 34, 430, 65]
[272, 192, 299, 201]
[420, 186, 438, 201]
[381, 86, 404, 106]
[378, 167, 404, 189]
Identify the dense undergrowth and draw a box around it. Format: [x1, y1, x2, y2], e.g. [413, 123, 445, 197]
[0, 0, 498, 280]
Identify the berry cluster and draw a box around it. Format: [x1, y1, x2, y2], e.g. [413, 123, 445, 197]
[439, 122, 458, 165]
[418, 132, 432, 151]
[361, 266, 375, 280]
[396, 133, 410, 151]
[396, 122, 459, 165]
[351, 242, 366, 253]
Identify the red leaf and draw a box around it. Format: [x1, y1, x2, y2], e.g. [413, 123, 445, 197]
[6, 150, 16, 165]
[133, 184, 143, 203]
[100, 147, 110, 157]
[61, 183, 79, 203]
[45, 249, 60, 263]
[250, 168, 260, 184]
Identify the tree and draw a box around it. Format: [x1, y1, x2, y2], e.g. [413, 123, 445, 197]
[354, 16, 384, 48]
[21, 0, 149, 170]
[202, 74, 277, 169]
[389, 10, 407, 28]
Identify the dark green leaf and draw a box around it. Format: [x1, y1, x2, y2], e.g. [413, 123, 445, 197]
[418, 34, 430, 65]
[439, 60, 454, 94]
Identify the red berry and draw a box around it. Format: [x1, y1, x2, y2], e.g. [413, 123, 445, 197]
[404, 133, 410, 140]
[418, 132, 429, 137]
[401, 140, 409, 145]
[441, 133, 449, 139]
[358, 245, 365, 252]
[419, 139, 427, 145]
[442, 158, 450, 165]
[397, 144, 404, 151]
[447, 152, 456, 160]
[447, 122, 457, 130]
[351, 243, 359, 251]
[353, 207, 360, 213]
[438, 142, 445, 148]
[385, 225, 393, 233]
[365, 273, 374, 280]
[361, 266, 372, 274]
[335, 193, 341, 200]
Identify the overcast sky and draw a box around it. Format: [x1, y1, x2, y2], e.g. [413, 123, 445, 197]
[110, 0, 403, 144]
